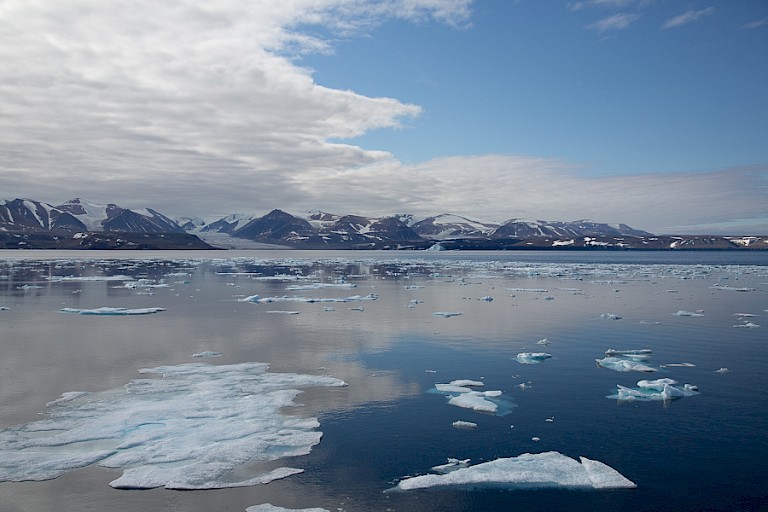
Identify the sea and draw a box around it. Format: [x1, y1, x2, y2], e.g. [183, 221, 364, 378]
[0, 250, 766, 512]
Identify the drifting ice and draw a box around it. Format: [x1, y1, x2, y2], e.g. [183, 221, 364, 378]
[596, 357, 657, 373]
[61, 307, 166, 315]
[0, 362, 346, 489]
[610, 378, 699, 401]
[393, 451, 636, 491]
[516, 353, 552, 364]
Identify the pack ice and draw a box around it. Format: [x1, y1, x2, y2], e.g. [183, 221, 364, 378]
[393, 451, 636, 491]
[0, 362, 346, 489]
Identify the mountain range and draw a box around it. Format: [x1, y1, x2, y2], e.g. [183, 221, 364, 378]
[1, 197, 765, 250]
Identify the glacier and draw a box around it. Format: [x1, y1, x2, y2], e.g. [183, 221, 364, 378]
[393, 452, 636, 491]
[0, 362, 346, 490]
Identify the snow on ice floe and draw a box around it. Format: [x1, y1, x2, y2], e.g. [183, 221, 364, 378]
[392, 452, 636, 491]
[596, 357, 657, 373]
[240, 294, 377, 304]
[0, 362, 346, 489]
[61, 307, 166, 315]
[609, 378, 698, 402]
[516, 353, 552, 365]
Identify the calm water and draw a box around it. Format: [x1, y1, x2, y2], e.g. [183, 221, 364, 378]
[0, 250, 766, 512]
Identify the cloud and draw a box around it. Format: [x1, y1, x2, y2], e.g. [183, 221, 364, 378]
[742, 18, 768, 30]
[662, 7, 715, 29]
[567, 0, 637, 11]
[586, 12, 641, 31]
[0, 0, 470, 212]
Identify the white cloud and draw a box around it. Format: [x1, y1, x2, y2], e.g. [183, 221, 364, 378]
[661, 7, 714, 29]
[568, 0, 637, 12]
[586, 12, 641, 31]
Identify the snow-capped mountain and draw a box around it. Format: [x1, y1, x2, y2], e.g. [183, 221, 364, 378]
[1, 198, 184, 234]
[489, 219, 653, 239]
[411, 214, 499, 240]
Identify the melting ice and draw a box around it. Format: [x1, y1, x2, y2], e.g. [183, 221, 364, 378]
[393, 451, 636, 491]
[610, 378, 699, 401]
[0, 362, 346, 490]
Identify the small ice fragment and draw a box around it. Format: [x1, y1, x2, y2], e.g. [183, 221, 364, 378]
[610, 379, 698, 401]
[715, 367, 731, 373]
[531, 437, 540, 442]
[425, 370, 437, 373]
[604, 349, 652, 360]
[516, 353, 552, 365]
[545, 417, 554, 422]
[61, 307, 166, 316]
[266, 310, 301, 315]
[348, 306, 364, 311]
[478, 296, 493, 302]
[507, 288, 548, 293]
[192, 351, 222, 358]
[733, 322, 760, 328]
[449, 379, 484, 387]
[45, 391, 89, 407]
[661, 363, 695, 368]
[0, 306, 9, 311]
[432, 311, 463, 318]
[675, 310, 704, 317]
[322, 306, 335, 311]
[600, 313, 622, 320]
[536, 338, 550, 346]
[452, 421, 478, 430]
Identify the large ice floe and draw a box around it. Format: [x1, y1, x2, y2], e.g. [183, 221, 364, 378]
[392, 452, 636, 491]
[610, 378, 699, 402]
[60, 307, 166, 315]
[0, 362, 346, 489]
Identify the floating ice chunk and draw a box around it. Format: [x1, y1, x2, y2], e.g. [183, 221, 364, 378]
[610, 378, 698, 401]
[46, 275, 133, 282]
[122, 279, 169, 289]
[285, 283, 356, 291]
[516, 353, 552, 365]
[596, 357, 657, 373]
[0, 362, 346, 489]
[733, 322, 760, 328]
[605, 349, 652, 360]
[448, 392, 499, 413]
[507, 288, 548, 293]
[0, 306, 8, 311]
[432, 458, 471, 474]
[452, 421, 478, 430]
[393, 452, 636, 491]
[709, 285, 755, 292]
[536, 338, 550, 346]
[192, 351, 222, 358]
[61, 307, 166, 315]
[675, 310, 704, 317]
[432, 311, 463, 318]
[478, 296, 493, 302]
[715, 367, 731, 373]
[600, 313, 622, 320]
[266, 310, 301, 315]
[405, 285, 425, 290]
[246, 504, 330, 512]
[449, 379, 484, 387]
[661, 363, 695, 368]
[241, 294, 377, 304]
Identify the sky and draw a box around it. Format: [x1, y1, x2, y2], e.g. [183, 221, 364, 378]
[1, 0, 766, 234]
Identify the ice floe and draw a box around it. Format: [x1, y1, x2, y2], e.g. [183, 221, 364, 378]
[432, 458, 471, 473]
[46, 275, 133, 282]
[0, 362, 346, 489]
[675, 310, 704, 317]
[433, 381, 506, 414]
[596, 357, 657, 373]
[600, 313, 622, 320]
[191, 351, 222, 358]
[431, 311, 463, 318]
[516, 353, 552, 364]
[709, 285, 756, 292]
[605, 349, 652, 360]
[240, 294, 377, 304]
[285, 282, 356, 291]
[452, 420, 478, 430]
[61, 307, 166, 315]
[393, 451, 636, 491]
[610, 378, 698, 401]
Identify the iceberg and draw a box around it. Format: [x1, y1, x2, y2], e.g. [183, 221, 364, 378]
[516, 353, 552, 364]
[596, 357, 657, 373]
[610, 378, 699, 401]
[393, 452, 635, 491]
[61, 307, 166, 315]
[0, 362, 346, 489]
